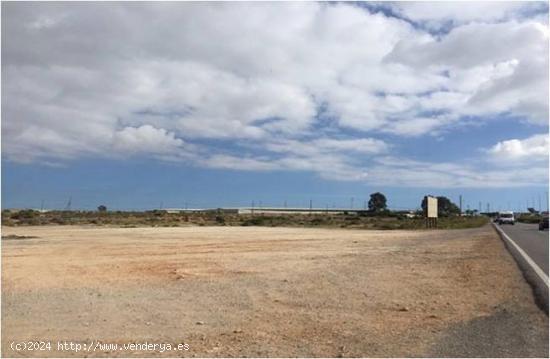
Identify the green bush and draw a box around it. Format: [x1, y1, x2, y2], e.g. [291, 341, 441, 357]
[517, 215, 542, 224]
[13, 209, 38, 220]
[241, 216, 268, 226]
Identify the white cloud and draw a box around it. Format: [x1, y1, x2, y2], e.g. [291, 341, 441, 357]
[1, 2, 548, 187]
[204, 155, 279, 172]
[488, 134, 549, 160]
[197, 150, 549, 188]
[386, 20, 549, 125]
[390, 1, 548, 29]
[312, 138, 389, 154]
[202, 151, 369, 182]
[366, 156, 548, 188]
[381, 116, 454, 137]
[112, 125, 184, 155]
[263, 137, 389, 157]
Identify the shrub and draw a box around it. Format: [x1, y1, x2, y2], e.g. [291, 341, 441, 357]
[310, 217, 325, 225]
[13, 209, 37, 220]
[517, 215, 541, 224]
[241, 216, 267, 226]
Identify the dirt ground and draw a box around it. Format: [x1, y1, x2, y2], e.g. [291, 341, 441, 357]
[2, 225, 548, 357]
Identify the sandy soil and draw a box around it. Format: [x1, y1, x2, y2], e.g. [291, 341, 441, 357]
[2, 225, 547, 357]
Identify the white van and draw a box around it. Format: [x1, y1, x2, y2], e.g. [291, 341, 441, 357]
[498, 211, 515, 225]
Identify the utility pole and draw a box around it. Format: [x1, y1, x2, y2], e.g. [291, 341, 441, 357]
[479, 201, 482, 213]
[40, 200, 44, 212]
[486, 202, 490, 213]
[350, 197, 354, 209]
[65, 196, 72, 211]
[459, 195, 462, 214]
[309, 199, 313, 214]
[538, 195, 542, 213]
[363, 200, 367, 210]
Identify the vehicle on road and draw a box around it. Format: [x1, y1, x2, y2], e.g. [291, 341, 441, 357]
[498, 211, 515, 225]
[539, 215, 549, 231]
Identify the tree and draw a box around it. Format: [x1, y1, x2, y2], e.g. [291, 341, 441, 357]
[368, 192, 387, 212]
[97, 205, 107, 212]
[421, 196, 460, 217]
[464, 209, 477, 216]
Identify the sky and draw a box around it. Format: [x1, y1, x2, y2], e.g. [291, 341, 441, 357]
[2, 1, 549, 211]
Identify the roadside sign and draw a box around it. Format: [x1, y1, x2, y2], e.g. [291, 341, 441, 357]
[425, 196, 438, 229]
[427, 196, 438, 218]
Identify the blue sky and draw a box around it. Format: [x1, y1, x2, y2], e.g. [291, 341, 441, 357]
[2, 2, 549, 211]
[3, 158, 547, 212]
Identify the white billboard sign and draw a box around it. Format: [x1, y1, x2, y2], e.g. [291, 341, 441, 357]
[427, 196, 438, 218]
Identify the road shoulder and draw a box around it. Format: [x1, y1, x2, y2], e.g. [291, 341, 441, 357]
[493, 223, 549, 313]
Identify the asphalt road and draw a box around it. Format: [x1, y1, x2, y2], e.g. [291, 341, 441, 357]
[497, 222, 548, 275]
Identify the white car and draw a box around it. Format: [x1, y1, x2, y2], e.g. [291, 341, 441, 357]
[498, 211, 515, 225]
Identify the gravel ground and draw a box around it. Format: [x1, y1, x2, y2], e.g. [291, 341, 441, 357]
[2, 225, 548, 357]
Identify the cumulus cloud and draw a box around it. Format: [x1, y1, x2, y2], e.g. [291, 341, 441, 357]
[112, 125, 185, 155]
[1, 2, 548, 186]
[488, 134, 549, 160]
[385, 21, 549, 124]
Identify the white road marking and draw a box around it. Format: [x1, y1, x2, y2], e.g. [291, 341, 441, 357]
[493, 223, 549, 287]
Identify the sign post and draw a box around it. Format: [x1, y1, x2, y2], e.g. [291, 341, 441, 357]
[425, 196, 438, 228]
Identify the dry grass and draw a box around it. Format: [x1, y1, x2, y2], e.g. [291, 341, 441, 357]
[1, 209, 488, 230]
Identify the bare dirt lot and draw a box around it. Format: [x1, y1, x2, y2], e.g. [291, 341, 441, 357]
[2, 225, 548, 357]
